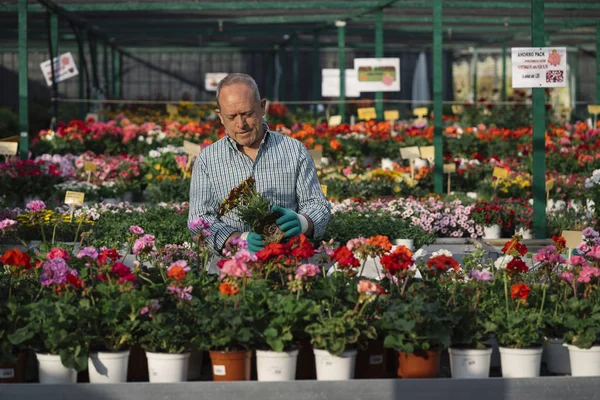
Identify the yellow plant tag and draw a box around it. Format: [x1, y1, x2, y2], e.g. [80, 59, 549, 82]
[320, 185, 328, 196]
[493, 167, 509, 179]
[546, 179, 554, 192]
[64, 191, 85, 206]
[443, 163, 456, 173]
[0, 135, 19, 143]
[183, 140, 201, 157]
[84, 162, 97, 172]
[0, 142, 18, 155]
[357, 107, 376, 120]
[451, 105, 464, 115]
[419, 146, 434, 161]
[309, 149, 323, 166]
[384, 110, 399, 121]
[166, 104, 179, 116]
[562, 230, 583, 250]
[328, 115, 342, 127]
[413, 107, 428, 118]
[588, 105, 600, 115]
[400, 146, 420, 160]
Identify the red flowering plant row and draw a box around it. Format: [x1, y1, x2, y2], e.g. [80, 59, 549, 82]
[0, 159, 63, 201]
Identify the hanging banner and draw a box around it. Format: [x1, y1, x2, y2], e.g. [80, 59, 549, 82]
[511, 47, 567, 88]
[321, 69, 360, 98]
[205, 73, 228, 91]
[40, 52, 79, 87]
[354, 58, 400, 92]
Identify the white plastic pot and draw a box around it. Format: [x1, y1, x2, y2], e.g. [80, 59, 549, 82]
[499, 347, 543, 378]
[449, 347, 492, 379]
[88, 350, 130, 383]
[567, 345, 600, 377]
[391, 239, 414, 251]
[516, 228, 533, 240]
[256, 349, 299, 381]
[543, 338, 570, 375]
[483, 225, 502, 239]
[313, 348, 357, 381]
[146, 351, 190, 383]
[35, 353, 77, 384]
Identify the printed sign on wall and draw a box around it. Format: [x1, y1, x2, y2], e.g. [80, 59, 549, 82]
[205, 73, 229, 91]
[354, 58, 400, 92]
[321, 69, 360, 97]
[40, 52, 79, 86]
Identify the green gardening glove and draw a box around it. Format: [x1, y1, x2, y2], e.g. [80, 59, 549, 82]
[272, 206, 303, 238]
[247, 232, 264, 253]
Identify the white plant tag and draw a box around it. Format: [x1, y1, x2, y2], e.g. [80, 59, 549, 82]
[213, 365, 226, 376]
[0, 368, 15, 379]
[369, 355, 384, 365]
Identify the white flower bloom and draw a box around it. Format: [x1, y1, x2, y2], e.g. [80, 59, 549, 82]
[138, 135, 145, 142]
[148, 150, 160, 158]
[146, 137, 153, 145]
[412, 248, 427, 261]
[431, 249, 453, 258]
[494, 255, 514, 270]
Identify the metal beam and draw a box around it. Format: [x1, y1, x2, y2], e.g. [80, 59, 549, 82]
[532, 0, 546, 239]
[49, 11, 58, 126]
[18, 0, 28, 160]
[337, 20, 346, 123]
[312, 33, 320, 117]
[501, 39, 507, 102]
[433, 0, 443, 194]
[375, 8, 383, 121]
[472, 47, 478, 101]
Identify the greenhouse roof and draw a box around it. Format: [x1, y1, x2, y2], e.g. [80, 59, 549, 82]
[0, 0, 599, 53]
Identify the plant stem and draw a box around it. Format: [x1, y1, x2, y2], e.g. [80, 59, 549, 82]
[504, 272, 510, 321]
[537, 286, 547, 328]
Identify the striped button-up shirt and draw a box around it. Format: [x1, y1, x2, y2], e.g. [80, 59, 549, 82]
[189, 124, 331, 252]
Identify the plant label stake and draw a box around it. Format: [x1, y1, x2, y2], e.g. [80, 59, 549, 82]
[0, 142, 18, 162]
[328, 115, 342, 127]
[384, 110, 399, 122]
[562, 230, 583, 260]
[492, 167, 509, 197]
[183, 140, 201, 171]
[64, 191, 85, 222]
[419, 146, 435, 163]
[309, 149, 323, 166]
[320, 184, 328, 197]
[451, 105, 464, 115]
[400, 146, 420, 179]
[412, 107, 428, 126]
[166, 104, 178, 117]
[84, 162, 97, 183]
[588, 105, 600, 128]
[444, 163, 456, 194]
[545, 179, 554, 204]
[357, 107, 376, 121]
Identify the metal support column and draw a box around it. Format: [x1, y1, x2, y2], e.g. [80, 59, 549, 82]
[115, 52, 121, 98]
[18, 0, 28, 160]
[293, 35, 299, 104]
[279, 47, 286, 101]
[433, 0, 443, 193]
[337, 20, 346, 122]
[50, 12, 58, 126]
[103, 42, 109, 96]
[596, 24, 600, 104]
[502, 40, 507, 102]
[312, 32, 320, 117]
[375, 8, 384, 120]
[472, 47, 478, 101]
[532, 0, 546, 238]
[78, 31, 85, 117]
[111, 46, 117, 97]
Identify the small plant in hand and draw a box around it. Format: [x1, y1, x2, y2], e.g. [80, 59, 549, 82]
[218, 176, 284, 244]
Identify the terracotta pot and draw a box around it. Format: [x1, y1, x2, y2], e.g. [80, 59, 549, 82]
[127, 344, 148, 382]
[397, 349, 441, 378]
[209, 350, 252, 381]
[295, 340, 316, 380]
[0, 352, 27, 383]
[355, 340, 388, 379]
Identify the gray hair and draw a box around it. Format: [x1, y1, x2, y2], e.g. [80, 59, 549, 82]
[216, 73, 261, 108]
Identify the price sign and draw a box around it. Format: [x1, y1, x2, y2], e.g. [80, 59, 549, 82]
[384, 110, 399, 121]
[562, 230, 583, 259]
[309, 149, 323, 166]
[443, 163, 457, 173]
[357, 107, 376, 120]
[413, 107, 428, 118]
[400, 146, 420, 160]
[84, 162, 97, 172]
[493, 167, 509, 179]
[64, 191, 85, 206]
[166, 104, 179, 116]
[419, 146, 434, 161]
[0, 135, 19, 143]
[328, 115, 342, 127]
[588, 105, 600, 115]
[320, 185, 328, 197]
[451, 105, 464, 115]
[0, 142, 18, 155]
[183, 140, 201, 157]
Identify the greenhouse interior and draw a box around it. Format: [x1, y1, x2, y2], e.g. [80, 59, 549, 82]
[1, 0, 600, 399]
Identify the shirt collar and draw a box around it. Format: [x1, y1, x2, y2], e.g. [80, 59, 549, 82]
[225, 122, 271, 151]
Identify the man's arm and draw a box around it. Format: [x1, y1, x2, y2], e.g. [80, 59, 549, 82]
[295, 146, 331, 238]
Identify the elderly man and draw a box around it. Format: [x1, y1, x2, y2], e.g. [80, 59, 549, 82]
[188, 73, 331, 254]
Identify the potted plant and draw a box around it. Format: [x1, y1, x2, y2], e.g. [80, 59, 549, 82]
[380, 248, 454, 379]
[445, 249, 496, 378]
[470, 201, 505, 239]
[7, 249, 89, 384]
[488, 237, 546, 378]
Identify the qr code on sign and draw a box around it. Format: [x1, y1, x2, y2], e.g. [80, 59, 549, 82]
[546, 70, 563, 83]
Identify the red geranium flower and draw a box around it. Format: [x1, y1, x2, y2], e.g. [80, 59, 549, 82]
[506, 258, 529, 274]
[510, 283, 531, 300]
[256, 243, 290, 262]
[552, 235, 566, 253]
[502, 239, 527, 257]
[288, 234, 315, 259]
[66, 273, 85, 288]
[331, 246, 360, 269]
[98, 248, 120, 265]
[0, 248, 33, 270]
[380, 245, 413, 273]
[427, 255, 460, 272]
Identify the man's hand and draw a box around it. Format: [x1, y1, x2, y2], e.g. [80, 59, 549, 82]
[272, 206, 305, 238]
[247, 232, 264, 253]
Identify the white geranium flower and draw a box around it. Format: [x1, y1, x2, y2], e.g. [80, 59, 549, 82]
[148, 150, 160, 158]
[494, 255, 514, 270]
[431, 249, 453, 258]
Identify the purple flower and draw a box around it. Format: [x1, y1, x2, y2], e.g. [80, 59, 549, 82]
[129, 225, 144, 235]
[559, 271, 574, 282]
[140, 299, 160, 318]
[583, 227, 599, 239]
[26, 200, 46, 213]
[567, 256, 589, 268]
[77, 246, 98, 260]
[133, 234, 155, 254]
[167, 285, 192, 301]
[533, 246, 565, 265]
[40, 257, 71, 286]
[468, 269, 494, 282]
[189, 218, 211, 232]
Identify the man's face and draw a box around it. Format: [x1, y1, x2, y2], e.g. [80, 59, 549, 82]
[216, 83, 266, 149]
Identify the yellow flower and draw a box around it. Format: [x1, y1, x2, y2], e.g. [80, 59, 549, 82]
[393, 186, 401, 193]
[145, 173, 154, 180]
[154, 164, 162, 171]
